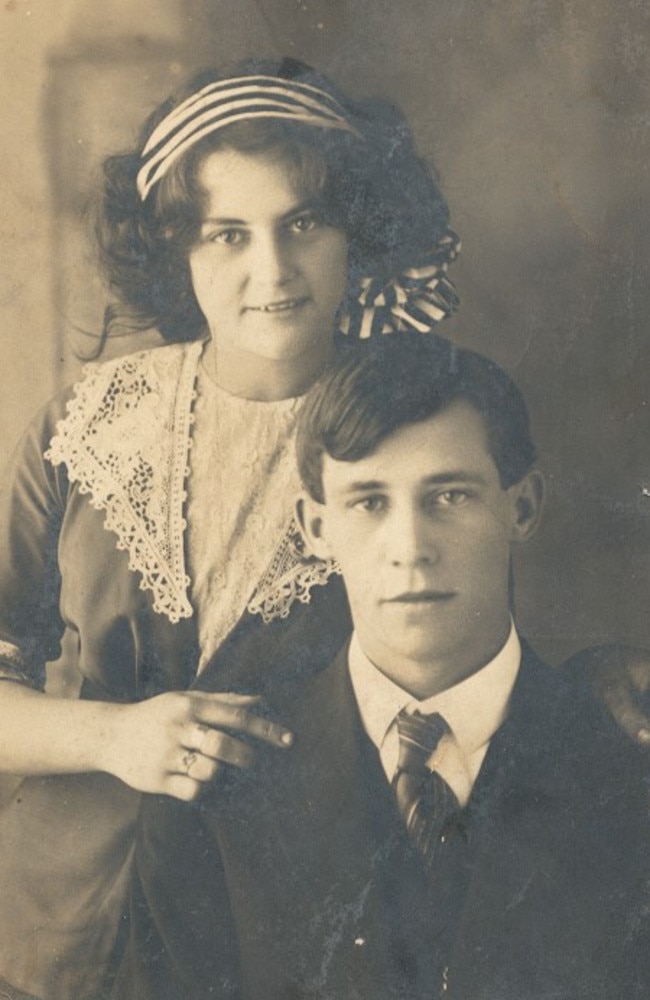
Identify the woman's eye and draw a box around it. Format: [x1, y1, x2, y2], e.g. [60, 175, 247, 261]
[288, 212, 320, 234]
[208, 228, 245, 246]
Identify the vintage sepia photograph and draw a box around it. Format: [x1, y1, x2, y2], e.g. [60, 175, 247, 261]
[0, 1, 649, 998]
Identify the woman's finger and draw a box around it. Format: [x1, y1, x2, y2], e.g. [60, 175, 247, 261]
[196, 731, 257, 770]
[164, 774, 205, 803]
[195, 693, 263, 706]
[191, 696, 294, 750]
[174, 749, 222, 783]
[172, 732, 255, 784]
[184, 723, 211, 754]
[601, 685, 650, 747]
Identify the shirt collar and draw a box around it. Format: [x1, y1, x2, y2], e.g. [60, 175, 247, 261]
[348, 621, 521, 756]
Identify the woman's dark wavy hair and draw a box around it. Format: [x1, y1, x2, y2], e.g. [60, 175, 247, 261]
[94, 56, 451, 350]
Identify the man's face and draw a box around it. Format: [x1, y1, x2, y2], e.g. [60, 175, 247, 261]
[300, 400, 543, 696]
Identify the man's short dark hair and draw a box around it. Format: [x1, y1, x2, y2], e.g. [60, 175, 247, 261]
[296, 333, 537, 503]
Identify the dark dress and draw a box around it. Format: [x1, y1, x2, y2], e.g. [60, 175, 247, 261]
[0, 341, 351, 999]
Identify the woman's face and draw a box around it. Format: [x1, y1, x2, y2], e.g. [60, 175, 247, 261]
[188, 147, 348, 397]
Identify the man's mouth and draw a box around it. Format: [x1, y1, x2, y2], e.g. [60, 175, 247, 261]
[384, 591, 456, 604]
[247, 297, 308, 313]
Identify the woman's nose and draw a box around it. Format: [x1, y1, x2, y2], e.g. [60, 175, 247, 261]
[252, 231, 298, 289]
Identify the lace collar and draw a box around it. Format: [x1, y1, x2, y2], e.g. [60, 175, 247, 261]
[45, 341, 337, 625]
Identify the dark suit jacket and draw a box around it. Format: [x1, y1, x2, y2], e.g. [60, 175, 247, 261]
[116, 642, 650, 1000]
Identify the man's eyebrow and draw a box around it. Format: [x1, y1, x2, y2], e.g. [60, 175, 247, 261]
[337, 471, 489, 494]
[199, 199, 318, 229]
[338, 480, 388, 494]
[421, 471, 489, 487]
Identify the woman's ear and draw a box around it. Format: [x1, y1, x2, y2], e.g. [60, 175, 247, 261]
[509, 469, 545, 542]
[295, 494, 332, 560]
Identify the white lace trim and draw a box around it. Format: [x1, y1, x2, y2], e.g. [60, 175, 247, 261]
[248, 517, 340, 623]
[188, 369, 341, 666]
[45, 342, 201, 623]
[43, 339, 337, 632]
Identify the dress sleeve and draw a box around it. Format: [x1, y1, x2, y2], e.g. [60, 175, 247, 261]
[0, 392, 72, 690]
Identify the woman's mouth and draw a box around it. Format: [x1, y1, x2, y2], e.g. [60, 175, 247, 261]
[247, 297, 309, 313]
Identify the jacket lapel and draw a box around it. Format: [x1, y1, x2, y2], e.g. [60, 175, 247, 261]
[210, 646, 447, 1000]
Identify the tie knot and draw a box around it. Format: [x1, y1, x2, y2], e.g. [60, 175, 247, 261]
[394, 708, 450, 777]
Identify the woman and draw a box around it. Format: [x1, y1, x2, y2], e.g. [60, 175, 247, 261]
[0, 58, 645, 1000]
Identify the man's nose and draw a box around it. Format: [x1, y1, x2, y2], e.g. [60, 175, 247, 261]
[387, 507, 440, 567]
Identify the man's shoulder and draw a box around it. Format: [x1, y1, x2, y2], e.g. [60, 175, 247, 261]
[203, 641, 362, 826]
[509, 640, 646, 797]
[263, 640, 353, 730]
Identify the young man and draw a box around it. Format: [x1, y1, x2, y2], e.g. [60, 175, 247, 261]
[120, 335, 649, 1000]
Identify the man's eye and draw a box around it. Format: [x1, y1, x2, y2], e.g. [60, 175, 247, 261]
[433, 490, 470, 507]
[352, 496, 386, 514]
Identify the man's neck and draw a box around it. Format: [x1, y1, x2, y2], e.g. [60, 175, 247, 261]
[357, 620, 514, 700]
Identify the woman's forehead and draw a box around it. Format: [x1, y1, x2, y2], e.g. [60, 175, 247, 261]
[195, 146, 324, 219]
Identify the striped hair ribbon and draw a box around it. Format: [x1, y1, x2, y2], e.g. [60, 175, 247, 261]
[137, 75, 359, 200]
[338, 231, 461, 339]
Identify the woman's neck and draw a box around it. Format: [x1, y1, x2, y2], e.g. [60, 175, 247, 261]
[202, 339, 332, 401]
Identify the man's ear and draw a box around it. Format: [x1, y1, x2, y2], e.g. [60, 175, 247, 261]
[295, 494, 332, 561]
[509, 469, 545, 542]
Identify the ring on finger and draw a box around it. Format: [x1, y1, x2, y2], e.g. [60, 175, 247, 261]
[182, 750, 198, 776]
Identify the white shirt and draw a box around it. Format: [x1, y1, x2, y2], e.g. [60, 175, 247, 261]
[348, 623, 521, 807]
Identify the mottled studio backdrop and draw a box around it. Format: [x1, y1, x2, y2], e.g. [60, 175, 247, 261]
[1, 0, 648, 662]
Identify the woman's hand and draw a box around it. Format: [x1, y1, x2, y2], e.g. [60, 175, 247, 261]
[99, 691, 294, 801]
[564, 644, 650, 747]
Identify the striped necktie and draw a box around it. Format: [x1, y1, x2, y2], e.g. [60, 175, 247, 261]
[392, 708, 460, 869]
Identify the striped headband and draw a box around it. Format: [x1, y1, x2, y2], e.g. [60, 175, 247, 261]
[136, 75, 359, 200]
[337, 231, 461, 339]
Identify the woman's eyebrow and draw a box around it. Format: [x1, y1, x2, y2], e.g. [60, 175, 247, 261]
[280, 198, 318, 219]
[200, 199, 319, 230]
[200, 215, 247, 227]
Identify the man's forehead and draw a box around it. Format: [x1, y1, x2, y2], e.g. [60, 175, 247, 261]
[321, 401, 500, 491]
